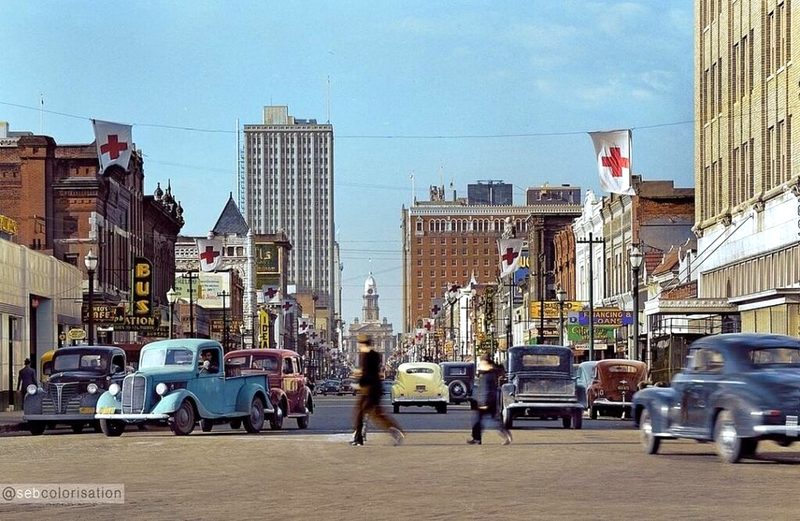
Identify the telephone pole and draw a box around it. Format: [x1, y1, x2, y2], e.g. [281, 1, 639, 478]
[576, 232, 604, 361]
[182, 270, 200, 337]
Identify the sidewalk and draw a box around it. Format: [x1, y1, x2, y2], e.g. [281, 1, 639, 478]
[0, 410, 25, 433]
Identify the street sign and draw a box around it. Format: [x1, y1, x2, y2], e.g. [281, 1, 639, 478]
[67, 328, 86, 341]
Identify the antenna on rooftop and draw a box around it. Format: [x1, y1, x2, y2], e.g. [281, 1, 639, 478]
[326, 75, 331, 123]
[39, 93, 44, 135]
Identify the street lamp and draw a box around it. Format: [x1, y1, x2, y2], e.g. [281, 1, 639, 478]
[166, 287, 178, 339]
[556, 287, 567, 346]
[629, 245, 644, 362]
[84, 250, 98, 345]
[239, 323, 246, 350]
[446, 284, 460, 362]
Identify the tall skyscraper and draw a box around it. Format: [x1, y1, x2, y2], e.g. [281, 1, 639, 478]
[467, 180, 513, 205]
[244, 106, 335, 318]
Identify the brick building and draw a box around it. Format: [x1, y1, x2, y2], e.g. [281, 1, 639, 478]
[0, 123, 183, 350]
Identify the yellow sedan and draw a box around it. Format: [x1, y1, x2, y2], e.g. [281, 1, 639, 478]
[391, 362, 449, 414]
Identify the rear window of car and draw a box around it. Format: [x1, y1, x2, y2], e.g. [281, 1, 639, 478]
[749, 347, 800, 366]
[448, 367, 468, 376]
[607, 365, 638, 373]
[521, 354, 561, 367]
[406, 368, 434, 374]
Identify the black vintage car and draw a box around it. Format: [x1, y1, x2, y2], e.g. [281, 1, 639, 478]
[440, 362, 475, 405]
[633, 333, 800, 463]
[23, 346, 127, 435]
[500, 346, 585, 430]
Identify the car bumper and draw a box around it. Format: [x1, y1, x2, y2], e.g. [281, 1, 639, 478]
[506, 402, 583, 413]
[23, 414, 96, 422]
[753, 425, 800, 436]
[393, 398, 447, 405]
[95, 413, 170, 421]
[592, 399, 633, 408]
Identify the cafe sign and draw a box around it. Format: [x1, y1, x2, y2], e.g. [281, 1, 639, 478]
[529, 301, 584, 319]
[566, 324, 617, 342]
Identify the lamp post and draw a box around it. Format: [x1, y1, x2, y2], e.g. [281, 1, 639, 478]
[239, 323, 246, 350]
[446, 284, 460, 362]
[84, 250, 98, 345]
[166, 287, 177, 339]
[556, 287, 567, 346]
[630, 245, 644, 362]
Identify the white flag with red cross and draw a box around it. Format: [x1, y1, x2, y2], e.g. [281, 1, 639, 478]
[589, 129, 635, 195]
[423, 318, 435, 332]
[430, 298, 443, 318]
[196, 239, 223, 272]
[281, 300, 294, 314]
[414, 328, 426, 344]
[298, 317, 310, 335]
[93, 119, 133, 175]
[497, 239, 524, 278]
[262, 285, 280, 304]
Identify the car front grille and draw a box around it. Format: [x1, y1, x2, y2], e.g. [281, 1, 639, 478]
[519, 378, 575, 396]
[121, 374, 147, 414]
[41, 382, 80, 414]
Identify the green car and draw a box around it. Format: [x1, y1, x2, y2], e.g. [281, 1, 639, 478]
[95, 339, 274, 436]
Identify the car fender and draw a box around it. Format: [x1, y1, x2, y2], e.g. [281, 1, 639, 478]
[500, 382, 516, 403]
[304, 387, 314, 413]
[270, 388, 288, 411]
[709, 390, 760, 437]
[575, 384, 587, 408]
[23, 391, 44, 415]
[79, 392, 102, 410]
[95, 391, 121, 413]
[151, 389, 212, 417]
[236, 384, 271, 414]
[632, 386, 677, 432]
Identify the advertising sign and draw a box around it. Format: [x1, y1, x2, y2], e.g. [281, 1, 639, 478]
[576, 307, 633, 326]
[132, 257, 153, 316]
[174, 271, 231, 309]
[258, 308, 270, 348]
[530, 301, 584, 319]
[566, 324, 617, 342]
[254, 243, 279, 273]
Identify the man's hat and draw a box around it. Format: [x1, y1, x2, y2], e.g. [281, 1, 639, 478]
[357, 333, 373, 346]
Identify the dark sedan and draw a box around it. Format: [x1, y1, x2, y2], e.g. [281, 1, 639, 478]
[316, 380, 341, 396]
[633, 333, 800, 463]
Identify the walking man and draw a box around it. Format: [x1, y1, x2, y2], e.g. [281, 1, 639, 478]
[17, 358, 37, 400]
[351, 334, 404, 446]
[467, 355, 512, 445]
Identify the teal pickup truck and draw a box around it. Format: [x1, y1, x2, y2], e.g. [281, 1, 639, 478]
[95, 339, 274, 436]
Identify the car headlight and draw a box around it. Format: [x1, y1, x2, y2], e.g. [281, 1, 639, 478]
[109, 383, 121, 396]
[87, 383, 98, 394]
[155, 383, 168, 396]
[26, 384, 37, 395]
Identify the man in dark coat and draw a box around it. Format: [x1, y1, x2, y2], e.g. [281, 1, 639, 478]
[351, 334, 404, 446]
[17, 358, 37, 398]
[468, 355, 512, 445]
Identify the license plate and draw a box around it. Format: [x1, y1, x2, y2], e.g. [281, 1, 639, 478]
[98, 407, 117, 414]
[79, 407, 95, 414]
[787, 415, 798, 437]
[617, 386, 630, 391]
[415, 385, 426, 392]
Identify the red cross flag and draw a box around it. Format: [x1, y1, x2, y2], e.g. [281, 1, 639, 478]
[430, 298, 443, 318]
[589, 129, 635, 195]
[423, 318, 435, 331]
[298, 317, 310, 335]
[261, 285, 280, 304]
[196, 238, 223, 272]
[497, 239, 524, 278]
[93, 119, 133, 175]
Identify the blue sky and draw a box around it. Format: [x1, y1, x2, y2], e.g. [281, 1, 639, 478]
[0, 1, 694, 331]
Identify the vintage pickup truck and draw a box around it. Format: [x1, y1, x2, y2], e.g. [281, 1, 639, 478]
[95, 339, 274, 436]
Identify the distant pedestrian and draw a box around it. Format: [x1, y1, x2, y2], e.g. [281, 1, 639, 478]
[351, 334, 404, 446]
[17, 358, 37, 398]
[467, 355, 511, 445]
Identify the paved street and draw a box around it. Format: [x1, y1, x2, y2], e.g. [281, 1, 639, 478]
[2, 396, 800, 520]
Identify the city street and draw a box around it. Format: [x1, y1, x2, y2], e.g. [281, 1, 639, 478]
[2, 396, 799, 520]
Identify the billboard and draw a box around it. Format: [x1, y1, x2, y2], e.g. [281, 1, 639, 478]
[174, 271, 231, 309]
[254, 243, 279, 273]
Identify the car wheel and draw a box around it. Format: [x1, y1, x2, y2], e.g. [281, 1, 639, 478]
[71, 423, 85, 434]
[270, 403, 285, 430]
[28, 422, 46, 436]
[572, 410, 583, 430]
[99, 419, 125, 437]
[639, 408, 660, 455]
[590, 406, 598, 420]
[449, 380, 467, 401]
[393, 403, 400, 414]
[93, 421, 102, 433]
[230, 419, 242, 430]
[714, 410, 744, 463]
[200, 419, 213, 432]
[502, 407, 514, 430]
[562, 416, 572, 429]
[172, 400, 196, 436]
[297, 414, 309, 429]
[244, 398, 265, 433]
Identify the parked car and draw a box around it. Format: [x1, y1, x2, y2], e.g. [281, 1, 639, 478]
[500, 346, 585, 430]
[575, 361, 598, 408]
[633, 333, 800, 463]
[586, 359, 647, 419]
[225, 348, 313, 429]
[391, 362, 449, 414]
[340, 378, 357, 396]
[381, 380, 395, 396]
[24, 346, 127, 435]
[95, 339, 273, 436]
[440, 362, 475, 405]
[316, 380, 342, 395]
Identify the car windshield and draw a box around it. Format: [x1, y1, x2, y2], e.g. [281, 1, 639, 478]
[749, 347, 800, 367]
[140, 348, 194, 368]
[521, 354, 561, 367]
[406, 367, 434, 374]
[53, 353, 108, 372]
